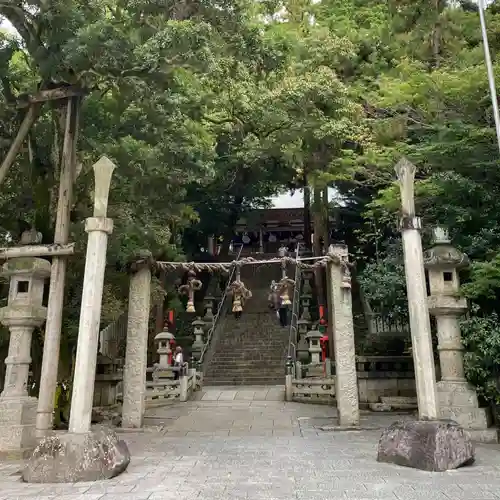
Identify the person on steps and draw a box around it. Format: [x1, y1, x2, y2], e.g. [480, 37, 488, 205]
[278, 296, 288, 327]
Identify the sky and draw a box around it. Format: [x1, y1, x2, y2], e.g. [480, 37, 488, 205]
[270, 188, 338, 208]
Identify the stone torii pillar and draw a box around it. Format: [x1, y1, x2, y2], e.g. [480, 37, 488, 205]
[328, 244, 359, 426]
[122, 251, 154, 429]
[395, 158, 439, 420]
[68, 156, 116, 434]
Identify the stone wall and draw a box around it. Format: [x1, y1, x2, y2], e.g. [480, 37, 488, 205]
[356, 356, 416, 408]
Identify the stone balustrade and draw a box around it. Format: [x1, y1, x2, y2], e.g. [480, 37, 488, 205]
[288, 355, 420, 407]
[144, 363, 196, 408]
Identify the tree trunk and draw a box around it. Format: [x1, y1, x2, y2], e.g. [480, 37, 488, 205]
[322, 187, 330, 249]
[312, 187, 325, 306]
[0, 105, 39, 187]
[218, 195, 244, 259]
[303, 173, 312, 251]
[155, 268, 167, 333]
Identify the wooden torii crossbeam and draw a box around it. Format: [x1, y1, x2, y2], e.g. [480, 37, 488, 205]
[0, 85, 86, 187]
[0, 83, 87, 436]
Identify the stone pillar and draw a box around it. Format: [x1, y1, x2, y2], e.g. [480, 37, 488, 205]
[424, 227, 495, 440]
[122, 252, 153, 429]
[328, 244, 359, 427]
[0, 237, 51, 453]
[395, 158, 439, 420]
[68, 156, 116, 434]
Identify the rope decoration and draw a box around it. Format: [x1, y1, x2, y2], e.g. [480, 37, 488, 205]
[155, 252, 351, 311]
[156, 253, 346, 273]
[228, 280, 252, 312]
[276, 277, 295, 306]
[178, 269, 202, 313]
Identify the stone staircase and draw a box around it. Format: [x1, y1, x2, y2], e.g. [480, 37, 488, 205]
[204, 255, 291, 386]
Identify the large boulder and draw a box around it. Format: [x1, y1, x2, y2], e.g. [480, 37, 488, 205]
[377, 420, 475, 472]
[22, 427, 130, 483]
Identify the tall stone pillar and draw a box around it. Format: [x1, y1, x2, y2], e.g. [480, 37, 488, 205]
[424, 227, 496, 441]
[122, 252, 153, 429]
[68, 156, 116, 434]
[328, 244, 359, 426]
[395, 158, 439, 420]
[0, 233, 51, 454]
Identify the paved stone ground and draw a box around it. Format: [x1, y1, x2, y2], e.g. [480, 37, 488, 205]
[2, 386, 500, 499]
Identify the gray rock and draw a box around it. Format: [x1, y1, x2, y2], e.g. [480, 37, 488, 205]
[22, 427, 130, 483]
[377, 420, 475, 471]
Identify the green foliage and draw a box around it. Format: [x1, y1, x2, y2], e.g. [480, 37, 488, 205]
[357, 239, 408, 321]
[461, 312, 500, 405]
[2, 0, 500, 392]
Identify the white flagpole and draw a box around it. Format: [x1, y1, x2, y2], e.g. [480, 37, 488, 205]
[478, 0, 500, 153]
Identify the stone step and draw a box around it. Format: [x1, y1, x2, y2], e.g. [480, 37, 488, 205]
[210, 359, 286, 364]
[204, 378, 285, 386]
[213, 348, 287, 352]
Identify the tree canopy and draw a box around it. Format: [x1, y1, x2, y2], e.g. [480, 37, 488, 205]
[3, 0, 500, 401]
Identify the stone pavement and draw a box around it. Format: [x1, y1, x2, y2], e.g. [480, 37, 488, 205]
[2, 386, 500, 499]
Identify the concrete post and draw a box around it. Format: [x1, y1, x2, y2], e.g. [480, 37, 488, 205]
[36, 98, 79, 437]
[395, 157, 439, 420]
[179, 366, 189, 402]
[328, 244, 359, 426]
[68, 156, 115, 434]
[122, 252, 153, 429]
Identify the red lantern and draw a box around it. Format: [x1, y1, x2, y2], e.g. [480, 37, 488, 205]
[319, 304, 325, 320]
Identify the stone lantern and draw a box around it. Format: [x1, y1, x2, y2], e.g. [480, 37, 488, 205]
[306, 326, 322, 365]
[155, 324, 175, 368]
[203, 293, 215, 330]
[424, 226, 495, 440]
[297, 319, 310, 363]
[191, 317, 205, 361]
[297, 271, 312, 364]
[0, 241, 51, 453]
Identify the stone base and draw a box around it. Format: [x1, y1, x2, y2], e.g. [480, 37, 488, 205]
[22, 427, 130, 483]
[468, 428, 498, 443]
[0, 396, 37, 454]
[438, 381, 496, 440]
[305, 364, 324, 378]
[377, 420, 475, 472]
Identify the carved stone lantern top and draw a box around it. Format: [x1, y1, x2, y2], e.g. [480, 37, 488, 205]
[306, 326, 322, 340]
[192, 317, 205, 329]
[423, 227, 469, 270]
[154, 328, 175, 343]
